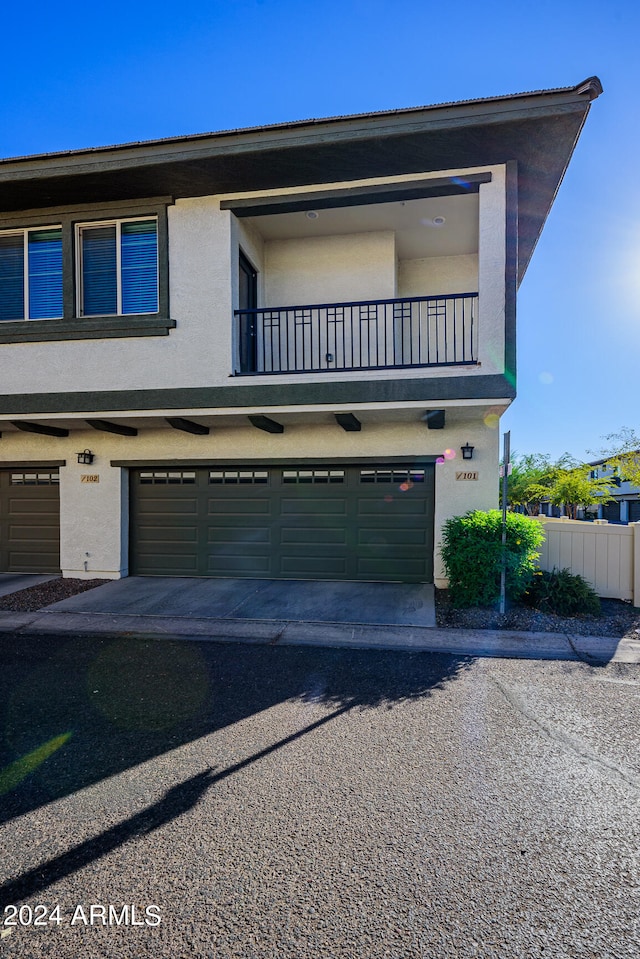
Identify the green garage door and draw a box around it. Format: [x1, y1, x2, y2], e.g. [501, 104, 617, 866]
[628, 501, 640, 524]
[130, 464, 434, 582]
[0, 469, 60, 573]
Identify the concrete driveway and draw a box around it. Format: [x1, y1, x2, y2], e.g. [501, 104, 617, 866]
[0, 573, 57, 598]
[46, 575, 437, 628]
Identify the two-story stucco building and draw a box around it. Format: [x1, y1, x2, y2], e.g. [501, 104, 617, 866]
[0, 79, 601, 586]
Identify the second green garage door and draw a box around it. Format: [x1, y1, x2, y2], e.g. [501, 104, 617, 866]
[130, 464, 434, 582]
[0, 469, 60, 573]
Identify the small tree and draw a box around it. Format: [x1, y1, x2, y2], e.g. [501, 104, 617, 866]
[542, 465, 614, 519]
[506, 453, 554, 514]
[590, 427, 640, 489]
[504, 452, 578, 514]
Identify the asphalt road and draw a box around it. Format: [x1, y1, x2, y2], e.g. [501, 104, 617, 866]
[0, 633, 638, 958]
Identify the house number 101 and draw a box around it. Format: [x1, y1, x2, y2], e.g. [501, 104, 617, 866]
[455, 471, 479, 481]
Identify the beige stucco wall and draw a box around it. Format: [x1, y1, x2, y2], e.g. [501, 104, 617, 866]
[0, 409, 499, 581]
[263, 232, 396, 306]
[397, 254, 478, 298]
[432, 421, 500, 585]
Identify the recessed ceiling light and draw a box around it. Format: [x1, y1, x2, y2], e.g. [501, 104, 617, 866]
[306, 211, 319, 220]
[432, 215, 446, 226]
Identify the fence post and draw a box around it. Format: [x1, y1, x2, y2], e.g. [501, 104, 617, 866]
[632, 522, 640, 609]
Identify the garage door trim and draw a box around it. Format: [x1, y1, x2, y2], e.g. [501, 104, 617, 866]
[130, 462, 435, 583]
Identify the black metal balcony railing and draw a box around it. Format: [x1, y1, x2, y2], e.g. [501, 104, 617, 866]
[234, 293, 478, 375]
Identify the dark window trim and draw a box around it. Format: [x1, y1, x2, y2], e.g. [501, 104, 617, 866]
[0, 315, 175, 343]
[0, 197, 172, 342]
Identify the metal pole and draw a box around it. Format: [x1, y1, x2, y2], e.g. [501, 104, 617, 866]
[499, 430, 511, 614]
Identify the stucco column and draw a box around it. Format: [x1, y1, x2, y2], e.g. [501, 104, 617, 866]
[59, 462, 128, 579]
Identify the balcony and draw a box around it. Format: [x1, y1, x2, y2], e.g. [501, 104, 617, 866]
[234, 292, 478, 375]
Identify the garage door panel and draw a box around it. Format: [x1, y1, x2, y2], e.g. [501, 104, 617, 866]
[137, 498, 198, 516]
[207, 554, 271, 575]
[145, 554, 200, 574]
[137, 526, 199, 543]
[206, 528, 272, 545]
[7, 524, 59, 543]
[8, 499, 59, 518]
[357, 498, 428, 517]
[279, 556, 348, 576]
[357, 556, 427, 577]
[280, 526, 347, 545]
[207, 499, 272, 515]
[358, 527, 427, 546]
[280, 498, 348, 515]
[8, 551, 57, 572]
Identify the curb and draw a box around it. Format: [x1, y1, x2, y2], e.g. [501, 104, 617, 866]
[0, 609, 638, 664]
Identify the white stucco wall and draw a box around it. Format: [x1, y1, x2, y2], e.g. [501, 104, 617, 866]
[0, 164, 506, 394]
[397, 254, 478, 298]
[477, 170, 506, 377]
[264, 232, 396, 306]
[59, 459, 128, 579]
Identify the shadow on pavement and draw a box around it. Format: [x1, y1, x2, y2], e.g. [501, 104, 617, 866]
[0, 700, 377, 907]
[0, 633, 473, 828]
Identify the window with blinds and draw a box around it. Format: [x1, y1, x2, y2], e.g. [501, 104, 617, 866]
[0, 227, 63, 321]
[78, 218, 158, 317]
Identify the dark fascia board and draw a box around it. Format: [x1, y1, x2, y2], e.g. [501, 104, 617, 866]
[0, 79, 602, 179]
[0, 81, 601, 284]
[0, 374, 516, 418]
[221, 173, 491, 216]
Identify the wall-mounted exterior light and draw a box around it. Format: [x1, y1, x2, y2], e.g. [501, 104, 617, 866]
[461, 443, 474, 460]
[77, 449, 94, 465]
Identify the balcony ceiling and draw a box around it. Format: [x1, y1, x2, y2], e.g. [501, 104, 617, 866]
[249, 193, 479, 260]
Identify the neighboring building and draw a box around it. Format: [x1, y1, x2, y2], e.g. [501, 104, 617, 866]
[581, 458, 640, 524]
[0, 79, 601, 586]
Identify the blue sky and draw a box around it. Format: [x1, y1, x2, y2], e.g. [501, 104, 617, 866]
[2, 0, 637, 463]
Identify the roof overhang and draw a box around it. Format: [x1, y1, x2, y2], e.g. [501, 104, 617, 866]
[0, 78, 602, 283]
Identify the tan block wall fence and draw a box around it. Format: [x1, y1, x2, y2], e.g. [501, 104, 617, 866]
[535, 517, 640, 607]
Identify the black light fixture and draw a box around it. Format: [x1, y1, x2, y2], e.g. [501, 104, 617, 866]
[461, 443, 474, 460]
[77, 449, 94, 465]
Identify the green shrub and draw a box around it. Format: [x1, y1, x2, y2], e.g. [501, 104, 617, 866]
[524, 568, 601, 617]
[440, 510, 544, 608]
